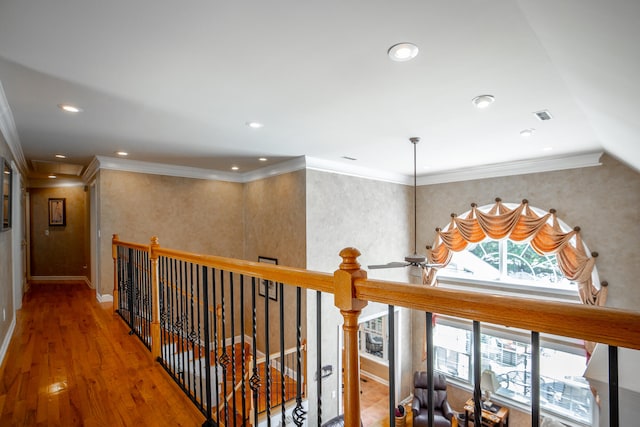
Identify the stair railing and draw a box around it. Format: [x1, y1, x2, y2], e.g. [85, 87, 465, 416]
[113, 236, 640, 427]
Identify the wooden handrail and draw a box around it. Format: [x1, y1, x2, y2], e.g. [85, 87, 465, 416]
[150, 245, 335, 294]
[355, 278, 640, 350]
[112, 236, 151, 252]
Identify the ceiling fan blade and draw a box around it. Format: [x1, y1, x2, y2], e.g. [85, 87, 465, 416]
[367, 261, 410, 269]
[418, 262, 444, 268]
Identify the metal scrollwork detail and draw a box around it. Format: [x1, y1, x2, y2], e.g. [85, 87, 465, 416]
[292, 399, 306, 426]
[219, 352, 230, 367]
[249, 372, 261, 391]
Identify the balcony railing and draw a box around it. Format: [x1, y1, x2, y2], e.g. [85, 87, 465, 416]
[113, 235, 640, 427]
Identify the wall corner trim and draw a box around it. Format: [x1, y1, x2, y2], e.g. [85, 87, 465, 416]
[0, 313, 16, 368]
[0, 81, 27, 175]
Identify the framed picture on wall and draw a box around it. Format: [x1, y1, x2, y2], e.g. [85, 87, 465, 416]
[48, 198, 66, 226]
[258, 256, 278, 301]
[1, 157, 11, 231]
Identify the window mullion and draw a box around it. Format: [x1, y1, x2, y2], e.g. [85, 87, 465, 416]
[500, 240, 507, 278]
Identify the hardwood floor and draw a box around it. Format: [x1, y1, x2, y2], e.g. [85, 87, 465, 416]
[0, 281, 205, 426]
[360, 375, 412, 427]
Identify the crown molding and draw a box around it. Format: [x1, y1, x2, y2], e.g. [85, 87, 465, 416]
[82, 156, 101, 182]
[305, 156, 410, 184]
[91, 156, 245, 182]
[416, 151, 603, 186]
[82, 151, 603, 187]
[241, 156, 307, 182]
[0, 81, 27, 175]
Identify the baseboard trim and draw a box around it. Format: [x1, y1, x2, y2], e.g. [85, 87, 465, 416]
[360, 370, 389, 386]
[31, 275, 90, 283]
[96, 293, 114, 303]
[0, 313, 16, 368]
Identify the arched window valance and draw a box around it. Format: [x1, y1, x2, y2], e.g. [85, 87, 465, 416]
[424, 198, 607, 308]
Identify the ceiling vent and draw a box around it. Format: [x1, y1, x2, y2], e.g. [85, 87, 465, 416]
[32, 160, 84, 176]
[533, 110, 553, 121]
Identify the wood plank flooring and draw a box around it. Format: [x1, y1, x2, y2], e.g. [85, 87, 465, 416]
[0, 281, 205, 426]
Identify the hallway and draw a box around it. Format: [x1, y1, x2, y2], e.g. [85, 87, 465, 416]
[0, 281, 204, 426]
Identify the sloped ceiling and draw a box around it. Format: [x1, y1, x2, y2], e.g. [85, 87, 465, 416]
[0, 0, 637, 181]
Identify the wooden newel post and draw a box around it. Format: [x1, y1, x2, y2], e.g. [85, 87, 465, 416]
[112, 234, 119, 312]
[150, 236, 161, 361]
[334, 247, 368, 427]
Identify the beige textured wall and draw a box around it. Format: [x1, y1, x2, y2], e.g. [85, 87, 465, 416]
[243, 170, 307, 351]
[0, 133, 14, 353]
[29, 186, 88, 277]
[416, 154, 640, 311]
[305, 169, 413, 421]
[98, 169, 244, 295]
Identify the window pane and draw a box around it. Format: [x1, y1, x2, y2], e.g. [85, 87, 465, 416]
[470, 241, 499, 270]
[434, 324, 593, 422]
[434, 324, 470, 381]
[360, 315, 386, 360]
[506, 240, 566, 284]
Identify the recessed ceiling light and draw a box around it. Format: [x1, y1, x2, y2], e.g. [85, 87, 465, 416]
[543, 147, 553, 151]
[259, 157, 268, 162]
[246, 121, 264, 129]
[471, 95, 495, 109]
[58, 104, 82, 113]
[48, 175, 57, 179]
[231, 166, 239, 171]
[116, 151, 128, 156]
[520, 128, 536, 137]
[55, 154, 67, 159]
[387, 43, 419, 62]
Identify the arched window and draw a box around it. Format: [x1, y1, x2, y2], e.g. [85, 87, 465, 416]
[425, 199, 604, 426]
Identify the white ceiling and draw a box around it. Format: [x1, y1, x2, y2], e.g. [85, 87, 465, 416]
[0, 0, 638, 181]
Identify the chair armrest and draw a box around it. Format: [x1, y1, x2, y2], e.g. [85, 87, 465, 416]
[442, 400, 455, 420]
[412, 397, 421, 416]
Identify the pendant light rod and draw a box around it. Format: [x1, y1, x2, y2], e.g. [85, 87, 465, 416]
[410, 137, 420, 255]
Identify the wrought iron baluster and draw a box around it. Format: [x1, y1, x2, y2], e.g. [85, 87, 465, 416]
[531, 331, 540, 427]
[170, 258, 178, 385]
[279, 282, 286, 424]
[229, 272, 237, 426]
[265, 275, 271, 426]
[250, 277, 260, 427]
[160, 256, 168, 363]
[316, 290, 322, 426]
[609, 345, 619, 427]
[219, 270, 229, 426]
[472, 320, 482, 427]
[188, 262, 197, 401]
[128, 247, 135, 333]
[196, 264, 204, 412]
[240, 275, 247, 424]
[293, 285, 306, 426]
[389, 305, 395, 427]
[202, 266, 214, 427]
[178, 259, 186, 388]
[211, 268, 221, 424]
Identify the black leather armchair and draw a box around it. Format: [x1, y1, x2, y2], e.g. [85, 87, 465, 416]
[412, 372, 455, 427]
